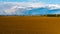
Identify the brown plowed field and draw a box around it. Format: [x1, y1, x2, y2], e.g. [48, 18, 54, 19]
[0, 16, 60, 34]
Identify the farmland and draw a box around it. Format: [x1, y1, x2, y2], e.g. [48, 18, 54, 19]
[0, 16, 60, 34]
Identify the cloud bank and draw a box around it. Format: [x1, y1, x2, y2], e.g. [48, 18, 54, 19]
[0, 2, 60, 15]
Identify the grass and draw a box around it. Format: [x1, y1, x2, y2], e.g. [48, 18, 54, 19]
[0, 16, 60, 34]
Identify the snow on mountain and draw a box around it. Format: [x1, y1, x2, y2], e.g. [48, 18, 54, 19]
[0, 2, 60, 15]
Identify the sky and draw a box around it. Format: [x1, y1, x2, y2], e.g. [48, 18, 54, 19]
[0, 0, 60, 4]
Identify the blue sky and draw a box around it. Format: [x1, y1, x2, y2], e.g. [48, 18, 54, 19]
[0, 0, 60, 4]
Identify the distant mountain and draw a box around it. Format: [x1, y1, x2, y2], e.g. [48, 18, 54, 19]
[0, 2, 60, 15]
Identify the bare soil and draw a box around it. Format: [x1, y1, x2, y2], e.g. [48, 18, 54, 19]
[0, 16, 60, 34]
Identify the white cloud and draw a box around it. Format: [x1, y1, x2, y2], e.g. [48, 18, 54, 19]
[28, 0, 40, 2]
[48, 4, 60, 10]
[0, 2, 60, 15]
[1, 2, 60, 10]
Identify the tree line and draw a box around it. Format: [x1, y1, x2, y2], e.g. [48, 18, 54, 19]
[0, 14, 60, 17]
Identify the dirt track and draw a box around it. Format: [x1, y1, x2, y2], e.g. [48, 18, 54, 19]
[0, 16, 60, 34]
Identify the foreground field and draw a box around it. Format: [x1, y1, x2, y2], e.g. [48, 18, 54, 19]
[0, 16, 60, 34]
